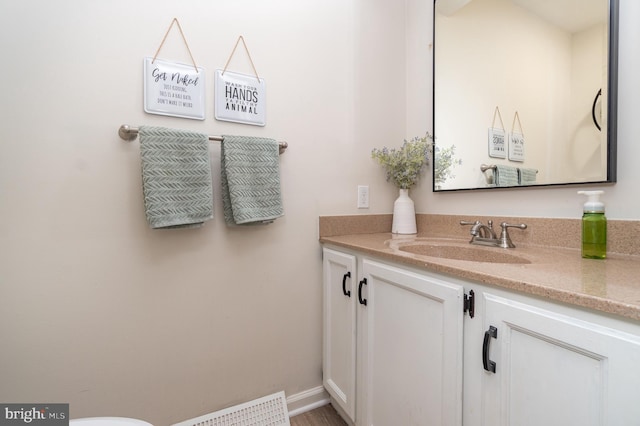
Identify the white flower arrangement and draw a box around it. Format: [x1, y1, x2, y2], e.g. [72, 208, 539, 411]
[371, 134, 432, 189]
[371, 133, 461, 189]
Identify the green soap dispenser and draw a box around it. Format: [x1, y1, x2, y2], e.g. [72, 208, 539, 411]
[578, 190, 607, 259]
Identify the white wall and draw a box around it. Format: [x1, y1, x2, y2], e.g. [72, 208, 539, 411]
[0, 1, 405, 424]
[0, 0, 638, 425]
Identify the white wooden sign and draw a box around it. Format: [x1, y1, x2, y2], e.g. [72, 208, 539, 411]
[143, 57, 205, 120]
[508, 132, 525, 162]
[488, 127, 506, 158]
[214, 70, 266, 126]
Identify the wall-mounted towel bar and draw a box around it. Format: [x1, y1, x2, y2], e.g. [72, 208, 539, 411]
[480, 163, 538, 186]
[118, 124, 288, 154]
[480, 164, 537, 173]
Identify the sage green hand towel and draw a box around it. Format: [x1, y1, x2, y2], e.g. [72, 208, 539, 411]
[139, 126, 213, 229]
[221, 135, 284, 225]
[518, 167, 537, 185]
[494, 165, 518, 187]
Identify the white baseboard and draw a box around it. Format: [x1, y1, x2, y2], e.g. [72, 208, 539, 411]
[286, 385, 330, 417]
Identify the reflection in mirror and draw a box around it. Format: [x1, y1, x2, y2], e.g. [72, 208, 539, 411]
[433, 0, 618, 191]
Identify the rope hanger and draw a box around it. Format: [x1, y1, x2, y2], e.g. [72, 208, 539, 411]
[511, 111, 524, 135]
[491, 106, 505, 130]
[221, 35, 261, 82]
[152, 18, 199, 73]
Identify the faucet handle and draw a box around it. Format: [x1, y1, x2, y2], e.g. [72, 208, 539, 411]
[501, 222, 527, 229]
[498, 222, 527, 248]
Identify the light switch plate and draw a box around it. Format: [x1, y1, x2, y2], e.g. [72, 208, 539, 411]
[358, 185, 369, 209]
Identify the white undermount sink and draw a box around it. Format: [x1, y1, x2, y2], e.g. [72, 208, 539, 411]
[389, 239, 532, 264]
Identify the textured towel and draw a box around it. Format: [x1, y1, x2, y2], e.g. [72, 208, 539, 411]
[494, 165, 519, 187]
[221, 135, 284, 225]
[139, 126, 213, 229]
[518, 167, 537, 185]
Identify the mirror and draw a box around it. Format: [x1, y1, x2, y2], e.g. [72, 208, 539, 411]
[433, 0, 618, 191]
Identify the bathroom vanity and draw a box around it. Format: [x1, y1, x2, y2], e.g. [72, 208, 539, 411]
[320, 221, 640, 426]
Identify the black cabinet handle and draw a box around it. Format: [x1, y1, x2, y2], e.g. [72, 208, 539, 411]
[483, 325, 497, 373]
[342, 272, 351, 297]
[358, 278, 367, 306]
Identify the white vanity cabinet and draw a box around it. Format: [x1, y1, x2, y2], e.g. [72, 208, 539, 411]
[359, 258, 464, 426]
[464, 288, 640, 426]
[322, 248, 358, 421]
[323, 245, 640, 426]
[322, 247, 465, 426]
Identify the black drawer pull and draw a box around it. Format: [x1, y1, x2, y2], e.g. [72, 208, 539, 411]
[483, 325, 497, 373]
[358, 278, 367, 306]
[342, 272, 351, 297]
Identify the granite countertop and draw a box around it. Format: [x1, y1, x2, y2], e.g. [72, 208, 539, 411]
[320, 232, 640, 321]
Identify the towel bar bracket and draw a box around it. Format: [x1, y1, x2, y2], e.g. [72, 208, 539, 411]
[119, 125, 138, 141]
[118, 124, 288, 153]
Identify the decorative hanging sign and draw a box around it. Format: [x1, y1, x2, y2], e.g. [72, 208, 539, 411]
[214, 36, 266, 126]
[144, 57, 205, 120]
[214, 70, 266, 126]
[143, 18, 205, 120]
[508, 111, 525, 162]
[488, 106, 506, 158]
[488, 128, 506, 158]
[509, 132, 525, 161]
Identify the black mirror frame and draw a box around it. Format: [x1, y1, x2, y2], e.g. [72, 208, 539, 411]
[432, 0, 619, 192]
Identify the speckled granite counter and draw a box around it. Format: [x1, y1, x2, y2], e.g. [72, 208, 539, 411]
[319, 215, 640, 321]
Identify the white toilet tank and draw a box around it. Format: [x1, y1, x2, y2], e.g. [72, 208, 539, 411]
[70, 417, 153, 426]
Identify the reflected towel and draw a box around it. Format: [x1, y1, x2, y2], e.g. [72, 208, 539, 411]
[518, 168, 538, 185]
[494, 165, 519, 187]
[139, 126, 213, 229]
[221, 135, 284, 225]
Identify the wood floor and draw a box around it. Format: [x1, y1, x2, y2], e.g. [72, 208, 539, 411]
[290, 404, 347, 426]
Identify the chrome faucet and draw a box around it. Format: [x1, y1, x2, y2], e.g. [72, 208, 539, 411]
[460, 220, 498, 246]
[471, 220, 497, 239]
[460, 220, 527, 248]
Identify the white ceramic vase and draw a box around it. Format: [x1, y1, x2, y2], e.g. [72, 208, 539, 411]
[392, 188, 417, 234]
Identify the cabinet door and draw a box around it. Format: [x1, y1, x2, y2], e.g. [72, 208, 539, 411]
[323, 248, 357, 421]
[481, 293, 640, 426]
[360, 259, 464, 426]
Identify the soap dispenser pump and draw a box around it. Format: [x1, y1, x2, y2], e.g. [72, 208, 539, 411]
[578, 190, 606, 259]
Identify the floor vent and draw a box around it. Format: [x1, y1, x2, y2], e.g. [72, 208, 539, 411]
[172, 391, 290, 426]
